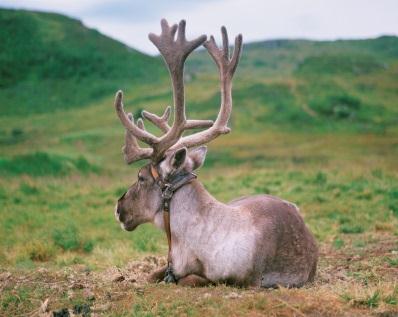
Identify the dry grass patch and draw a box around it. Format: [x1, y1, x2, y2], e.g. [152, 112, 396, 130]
[1, 234, 397, 316]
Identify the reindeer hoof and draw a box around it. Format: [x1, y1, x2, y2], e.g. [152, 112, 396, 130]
[163, 267, 177, 284]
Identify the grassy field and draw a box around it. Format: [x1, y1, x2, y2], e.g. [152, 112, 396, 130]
[1, 8, 398, 317]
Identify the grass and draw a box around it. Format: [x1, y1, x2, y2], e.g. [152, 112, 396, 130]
[0, 7, 397, 317]
[1, 120, 397, 315]
[1, 93, 397, 317]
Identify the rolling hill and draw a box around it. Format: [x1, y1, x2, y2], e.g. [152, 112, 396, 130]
[0, 8, 164, 115]
[187, 36, 398, 132]
[0, 7, 397, 132]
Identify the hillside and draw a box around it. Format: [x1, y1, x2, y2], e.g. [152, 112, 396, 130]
[0, 8, 164, 115]
[1, 8, 397, 133]
[187, 36, 398, 133]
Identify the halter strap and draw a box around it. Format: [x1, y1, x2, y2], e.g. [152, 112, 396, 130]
[149, 164, 197, 283]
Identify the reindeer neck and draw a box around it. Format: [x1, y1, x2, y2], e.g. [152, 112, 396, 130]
[153, 179, 223, 230]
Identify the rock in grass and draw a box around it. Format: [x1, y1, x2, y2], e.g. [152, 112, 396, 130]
[52, 308, 70, 317]
[73, 303, 91, 316]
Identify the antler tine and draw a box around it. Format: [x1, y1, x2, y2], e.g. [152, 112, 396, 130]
[142, 106, 214, 133]
[185, 119, 214, 129]
[114, 91, 160, 145]
[142, 106, 171, 133]
[230, 34, 243, 77]
[136, 118, 145, 130]
[221, 26, 229, 59]
[170, 27, 243, 151]
[177, 19, 186, 42]
[114, 91, 160, 164]
[122, 113, 153, 164]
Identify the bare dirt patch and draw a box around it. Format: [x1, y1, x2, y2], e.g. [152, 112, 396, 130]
[1, 236, 397, 316]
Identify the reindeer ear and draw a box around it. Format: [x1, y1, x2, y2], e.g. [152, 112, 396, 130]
[189, 146, 207, 170]
[171, 147, 187, 169]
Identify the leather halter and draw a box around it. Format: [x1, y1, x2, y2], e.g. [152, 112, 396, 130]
[150, 164, 197, 283]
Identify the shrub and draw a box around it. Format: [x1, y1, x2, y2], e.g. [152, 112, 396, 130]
[296, 54, 384, 76]
[19, 183, 39, 195]
[0, 152, 98, 176]
[52, 225, 80, 251]
[333, 238, 344, 249]
[340, 224, 364, 234]
[24, 241, 54, 261]
[52, 225, 94, 253]
[83, 240, 94, 253]
[309, 94, 361, 119]
[0, 128, 25, 145]
[314, 172, 327, 186]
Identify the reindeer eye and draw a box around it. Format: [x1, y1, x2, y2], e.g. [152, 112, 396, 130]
[138, 175, 145, 182]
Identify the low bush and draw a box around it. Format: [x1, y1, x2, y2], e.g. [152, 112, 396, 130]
[19, 183, 39, 195]
[0, 152, 98, 176]
[24, 241, 55, 262]
[309, 94, 361, 119]
[296, 54, 384, 76]
[52, 224, 94, 253]
[340, 224, 364, 234]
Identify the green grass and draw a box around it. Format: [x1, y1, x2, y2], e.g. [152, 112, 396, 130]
[1, 129, 396, 269]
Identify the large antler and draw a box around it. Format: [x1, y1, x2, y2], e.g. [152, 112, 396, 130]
[170, 26, 243, 151]
[114, 21, 242, 164]
[115, 19, 210, 163]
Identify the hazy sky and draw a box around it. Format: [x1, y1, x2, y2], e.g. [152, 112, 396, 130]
[1, 0, 398, 54]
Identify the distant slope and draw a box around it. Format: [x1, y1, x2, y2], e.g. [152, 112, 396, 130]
[187, 36, 398, 132]
[189, 36, 398, 77]
[1, 8, 397, 133]
[0, 8, 164, 115]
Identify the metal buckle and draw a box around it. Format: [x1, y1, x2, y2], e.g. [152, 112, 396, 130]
[162, 184, 173, 200]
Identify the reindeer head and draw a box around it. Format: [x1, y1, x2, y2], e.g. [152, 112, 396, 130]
[115, 146, 208, 231]
[114, 19, 242, 231]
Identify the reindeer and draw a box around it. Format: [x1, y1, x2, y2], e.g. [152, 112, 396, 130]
[114, 19, 318, 288]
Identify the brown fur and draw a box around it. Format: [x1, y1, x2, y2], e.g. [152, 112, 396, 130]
[116, 162, 318, 288]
